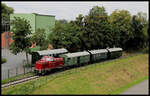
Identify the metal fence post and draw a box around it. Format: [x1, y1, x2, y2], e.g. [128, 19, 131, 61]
[16, 67, 18, 76]
[31, 64, 32, 72]
[8, 69, 9, 78]
[24, 67, 25, 75]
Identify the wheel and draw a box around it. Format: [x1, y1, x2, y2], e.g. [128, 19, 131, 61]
[41, 72, 45, 76]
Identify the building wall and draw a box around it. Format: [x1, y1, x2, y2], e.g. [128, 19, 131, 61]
[10, 13, 36, 33]
[36, 14, 55, 38]
[6, 13, 55, 49]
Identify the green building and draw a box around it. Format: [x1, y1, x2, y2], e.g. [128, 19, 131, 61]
[10, 13, 55, 38]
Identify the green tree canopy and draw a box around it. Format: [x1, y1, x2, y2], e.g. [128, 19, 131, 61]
[109, 9, 133, 49]
[31, 28, 49, 50]
[48, 19, 81, 52]
[127, 12, 149, 49]
[9, 17, 32, 64]
[82, 6, 113, 50]
[2, 3, 14, 21]
[49, 6, 148, 51]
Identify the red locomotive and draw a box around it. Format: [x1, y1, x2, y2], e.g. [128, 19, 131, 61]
[34, 56, 64, 75]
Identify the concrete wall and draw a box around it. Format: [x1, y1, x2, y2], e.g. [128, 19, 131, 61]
[10, 13, 55, 37]
[36, 14, 55, 38]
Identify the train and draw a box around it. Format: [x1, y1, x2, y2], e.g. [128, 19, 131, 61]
[34, 48, 123, 75]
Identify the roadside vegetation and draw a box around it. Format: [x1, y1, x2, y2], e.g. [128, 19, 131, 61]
[2, 53, 148, 95]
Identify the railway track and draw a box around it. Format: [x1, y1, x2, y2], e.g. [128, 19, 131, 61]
[2, 75, 39, 88]
[2, 52, 144, 88]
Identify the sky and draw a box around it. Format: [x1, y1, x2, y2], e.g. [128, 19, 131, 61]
[2, 1, 149, 21]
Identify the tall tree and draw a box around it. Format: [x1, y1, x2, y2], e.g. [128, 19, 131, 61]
[2, 3, 14, 21]
[9, 17, 32, 64]
[48, 20, 81, 52]
[31, 28, 49, 50]
[109, 9, 133, 49]
[82, 6, 113, 50]
[127, 12, 149, 49]
[56, 19, 68, 24]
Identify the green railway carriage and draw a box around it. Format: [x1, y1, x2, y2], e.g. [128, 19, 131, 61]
[88, 49, 108, 62]
[60, 51, 90, 67]
[107, 48, 123, 59]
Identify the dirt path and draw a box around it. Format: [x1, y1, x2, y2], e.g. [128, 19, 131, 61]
[121, 79, 149, 95]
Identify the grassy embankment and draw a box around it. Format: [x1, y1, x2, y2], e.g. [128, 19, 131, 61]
[2, 53, 148, 95]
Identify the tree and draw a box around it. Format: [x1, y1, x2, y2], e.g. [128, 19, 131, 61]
[127, 12, 149, 49]
[31, 28, 49, 50]
[56, 19, 68, 24]
[2, 3, 14, 33]
[70, 14, 85, 51]
[81, 6, 113, 50]
[109, 9, 133, 50]
[9, 17, 32, 64]
[48, 20, 81, 52]
[2, 3, 14, 21]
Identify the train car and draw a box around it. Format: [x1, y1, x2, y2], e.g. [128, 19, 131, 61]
[107, 48, 123, 59]
[88, 49, 108, 63]
[34, 56, 64, 75]
[60, 51, 90, 67]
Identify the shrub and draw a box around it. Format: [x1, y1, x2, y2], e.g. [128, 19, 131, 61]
[23, 63, 33, 68]
[2, 58, 7, 64]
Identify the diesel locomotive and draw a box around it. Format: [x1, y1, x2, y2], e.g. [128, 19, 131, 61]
[34, 48, 123, 75]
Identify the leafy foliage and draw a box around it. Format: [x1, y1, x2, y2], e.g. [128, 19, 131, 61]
[127, 12, 149, 49]
[48, 20, 81, 52]
[109, 10, 134, 49]
[49, 6, 148, 51]
[9, 17, 32, 64]
[2, 3, 14, 21]
[2, 58, 7, 64]
[31, 28, 49, 50]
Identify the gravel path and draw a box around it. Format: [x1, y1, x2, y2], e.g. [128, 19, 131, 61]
[121, 79, 149, 95]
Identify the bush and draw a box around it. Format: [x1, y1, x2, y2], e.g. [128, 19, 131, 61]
[142, 47, 149, 53]
[23, 63, 32, 68]
[2, 58, 7, 64]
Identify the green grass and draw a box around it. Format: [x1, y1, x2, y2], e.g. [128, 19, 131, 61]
[2, 53, 148, 95]
[1, 72, 34, 84]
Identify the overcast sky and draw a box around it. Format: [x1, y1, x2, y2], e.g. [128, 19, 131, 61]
[2, 1, 149, 21]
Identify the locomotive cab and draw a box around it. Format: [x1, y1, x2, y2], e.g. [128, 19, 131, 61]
[35, 56, 64, 75]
